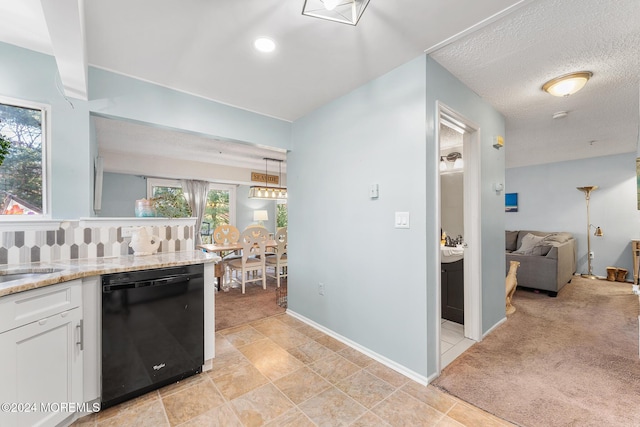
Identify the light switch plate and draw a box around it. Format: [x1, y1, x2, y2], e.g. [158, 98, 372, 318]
[370, 183, 379, 199]
[395, 212, 410, 229]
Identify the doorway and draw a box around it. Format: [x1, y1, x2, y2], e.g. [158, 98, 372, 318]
[436, 103, 482, 371]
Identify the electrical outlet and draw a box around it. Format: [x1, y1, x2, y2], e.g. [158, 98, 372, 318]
[589, 251, 594, 260]
[318, 282, 325, 296]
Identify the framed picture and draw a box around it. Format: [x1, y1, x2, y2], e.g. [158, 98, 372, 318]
[505, 193, 518, 212]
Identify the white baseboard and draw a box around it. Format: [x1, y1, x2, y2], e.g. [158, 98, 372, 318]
[483, 317, 506, 339]
[286, 309, 431, 386]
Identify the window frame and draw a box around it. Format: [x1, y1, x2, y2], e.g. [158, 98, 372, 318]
[146, 178, 236, 225]
[0, 95, 51, 221]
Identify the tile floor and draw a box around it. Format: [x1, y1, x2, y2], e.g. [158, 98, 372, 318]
[440, 320, 475, 369]
[74, 313, 513, 427]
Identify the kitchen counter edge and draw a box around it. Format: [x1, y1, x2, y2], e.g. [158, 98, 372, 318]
[0, 251, 221, 298]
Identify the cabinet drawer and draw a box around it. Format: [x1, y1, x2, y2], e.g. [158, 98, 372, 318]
[0, 280, 82, 333]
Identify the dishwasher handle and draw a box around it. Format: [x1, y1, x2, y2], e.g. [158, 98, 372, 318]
[103, 273, 197, 292]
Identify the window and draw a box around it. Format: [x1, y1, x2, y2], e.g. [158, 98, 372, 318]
[0, 97, 49, 216]
[276, 201, 288, 228]
[147, 178, 235, 243]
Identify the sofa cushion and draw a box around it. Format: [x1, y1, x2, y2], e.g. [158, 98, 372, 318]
[513, 233, 553, 256]
[506, 230, 519, 252]
[541, 232, 573, 245]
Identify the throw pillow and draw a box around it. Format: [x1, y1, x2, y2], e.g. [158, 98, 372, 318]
[541, 232, 572, 245]
[514, 233, 543, 253]
[529, 243, 553, 256]
[505, 231, 519, 252]
[513, 233, 552, 256]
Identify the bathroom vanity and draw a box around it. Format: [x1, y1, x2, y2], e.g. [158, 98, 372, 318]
[441, 246, 464, 324]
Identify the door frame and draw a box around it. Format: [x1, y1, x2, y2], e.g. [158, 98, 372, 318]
[435, 102, 482, 372]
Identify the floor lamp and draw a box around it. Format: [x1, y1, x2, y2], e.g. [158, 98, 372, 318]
[577, 186, 603, 279]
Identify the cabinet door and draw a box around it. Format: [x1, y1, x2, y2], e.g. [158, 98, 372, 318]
[0, 308, 83, 427]
[441, 260, 464, 324]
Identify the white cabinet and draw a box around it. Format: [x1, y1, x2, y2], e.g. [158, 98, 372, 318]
[0, 280, 83, 427]
[81, 275, 100, 404]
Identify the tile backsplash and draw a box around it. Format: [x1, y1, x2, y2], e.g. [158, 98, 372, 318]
[0, 220, 194, 265]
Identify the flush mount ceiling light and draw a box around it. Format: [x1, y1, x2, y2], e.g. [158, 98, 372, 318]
[249, 158, 288, 200]
[302, 0, 371, 25]
[254, 37, 276, 53]
[542, 71, 593, 97]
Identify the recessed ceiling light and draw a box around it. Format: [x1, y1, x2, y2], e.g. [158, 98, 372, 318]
[254, 37, 276, 53]
[542, 71, 592, 97]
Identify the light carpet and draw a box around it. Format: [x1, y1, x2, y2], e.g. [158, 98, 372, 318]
[433, 277, 640, 427]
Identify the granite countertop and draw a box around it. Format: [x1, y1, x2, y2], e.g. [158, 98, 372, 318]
[0, 251, 221, 298]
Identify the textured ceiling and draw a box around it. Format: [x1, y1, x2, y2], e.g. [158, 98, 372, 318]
[430, 0, 640, 168]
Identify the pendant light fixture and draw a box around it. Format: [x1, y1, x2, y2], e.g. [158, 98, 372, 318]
[302, 0, 371, 25]
[249, 158, 288, 200]
[542, 71, 593, 97]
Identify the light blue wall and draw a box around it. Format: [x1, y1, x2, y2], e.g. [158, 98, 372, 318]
[100, 173, 147, 217]
[0, 42, 292, 220]
[0, 42, 92, 219]
[289, 54, 505, 379]
[425, 57, 506, 372]
[236, 185, 277, 232]
[290, 55, 430, 376]
[505, 152, 639, 277]
[88, 68, 292, 152]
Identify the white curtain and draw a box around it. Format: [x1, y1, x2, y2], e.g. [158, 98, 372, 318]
[182, 180, 209, 246]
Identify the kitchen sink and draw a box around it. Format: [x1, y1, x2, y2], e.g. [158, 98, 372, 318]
[0, 268, 64, 283]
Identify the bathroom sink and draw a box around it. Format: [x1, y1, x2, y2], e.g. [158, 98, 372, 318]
[441, 246, 464, 263]
[0, 268, 63, 283]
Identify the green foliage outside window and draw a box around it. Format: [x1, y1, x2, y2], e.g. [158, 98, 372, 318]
[203, 189, 230, 227]
[151, 186, 231, 243]
[0, 134, 10, 166]
[277, 203, 288, 228]
[0, 103, 43, 213]
[151, 186, 192, 218]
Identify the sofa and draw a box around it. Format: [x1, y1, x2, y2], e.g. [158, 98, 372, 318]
[505, 230, 577, 297]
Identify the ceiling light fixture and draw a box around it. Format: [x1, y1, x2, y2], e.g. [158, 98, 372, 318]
[440, 152, 463, 173]
[542, 71, 593, 97]
[254, 37, 276, 53]
[249, 158, 288, 200]
[448, 152, 463, 170]
[302, 0, 371, 25]
[439, 157, 448, 171]
[323, 0, 340, 10]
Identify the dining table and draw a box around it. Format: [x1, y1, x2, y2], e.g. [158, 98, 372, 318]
[198, 240, 277, 289]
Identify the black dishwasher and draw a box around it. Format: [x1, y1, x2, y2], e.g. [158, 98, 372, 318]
[101, 264, 204, 409]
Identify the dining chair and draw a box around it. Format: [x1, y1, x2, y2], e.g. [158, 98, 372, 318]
[213, 224, 240, 245]
[227, 226, 268, 294]
[212, 224, 240, 288]
[266, 227, 287, 288]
